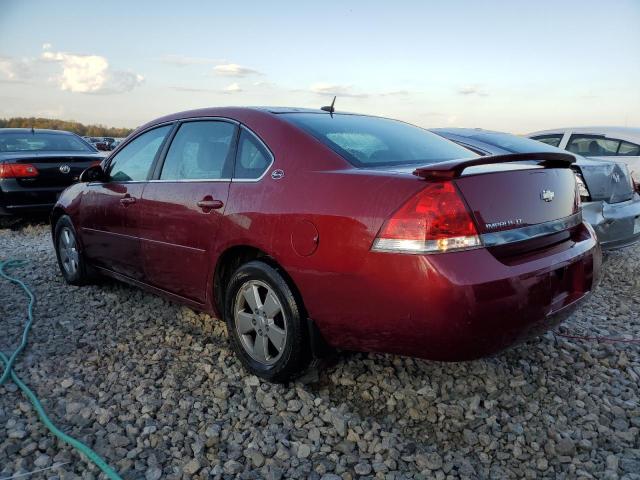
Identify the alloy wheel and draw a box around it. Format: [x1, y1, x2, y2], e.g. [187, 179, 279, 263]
[234, 279, 288, 365]
[58, 227, 79, 276]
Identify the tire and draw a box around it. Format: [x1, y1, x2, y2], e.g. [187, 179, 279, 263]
[54, 215, 91, 285]
[224, 260, 311, 383]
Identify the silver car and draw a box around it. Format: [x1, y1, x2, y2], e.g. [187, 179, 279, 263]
[431, 128, 640, 250]
[526, 127, 640, 185]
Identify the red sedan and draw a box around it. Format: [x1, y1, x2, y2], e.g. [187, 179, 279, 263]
[52, 107, 601, 382]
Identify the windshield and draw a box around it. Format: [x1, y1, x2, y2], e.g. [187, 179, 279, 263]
[0, 132, 95, 153]
[468, 132, 562, 154]
[282, 113, 476, 167]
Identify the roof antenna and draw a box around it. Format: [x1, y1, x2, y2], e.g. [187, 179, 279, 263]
[321, 96, 336, 116]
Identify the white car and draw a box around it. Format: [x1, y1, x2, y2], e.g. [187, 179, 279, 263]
[527, 127, 640, 184]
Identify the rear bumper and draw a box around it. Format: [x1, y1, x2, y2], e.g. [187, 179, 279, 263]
[305, 223, 601, 360]
[583, 194, 640, 250]
[0, 179, 65, 215]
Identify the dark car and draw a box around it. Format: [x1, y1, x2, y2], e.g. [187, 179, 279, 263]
[102, 137, 116, 150]
[83, 136, 109, 151]
[431, 128, 640, 250]
[0, 128, 103, 218]
[52, 107, 601, 382]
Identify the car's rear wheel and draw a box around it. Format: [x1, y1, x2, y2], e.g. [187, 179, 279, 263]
[54, 215, 90, 285]
[225, 260, 310, 383]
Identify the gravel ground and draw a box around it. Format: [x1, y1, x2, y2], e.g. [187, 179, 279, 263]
[1, 223, 639, 480]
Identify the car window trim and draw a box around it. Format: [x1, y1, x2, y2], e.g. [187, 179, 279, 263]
[103, 121, 176, 183]
[150, 117, 240, 182]
[231, 125, 275, 182]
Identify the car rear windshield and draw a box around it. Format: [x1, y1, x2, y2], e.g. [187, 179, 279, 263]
[281, 113, 475, 167]
[0, 132, 95, 153]
[467, 132, 561, 153]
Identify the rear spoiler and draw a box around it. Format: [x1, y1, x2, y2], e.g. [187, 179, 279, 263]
[413, 152, 576, 180]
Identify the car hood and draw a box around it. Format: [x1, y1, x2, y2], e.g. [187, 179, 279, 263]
[574, 157, 634, 203]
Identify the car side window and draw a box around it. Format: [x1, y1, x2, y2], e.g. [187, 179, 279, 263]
[566, 135, 620, 157]
[234, 129, 272, 179]
[160, 121, 236, 180]
[531, 134, 563, 147]
[618, 141, 640, 156]
[108, 126, 171, 182]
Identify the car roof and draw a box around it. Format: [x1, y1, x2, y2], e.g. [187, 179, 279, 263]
[0, 128, 77, 136]
[528, 126, 640, 144]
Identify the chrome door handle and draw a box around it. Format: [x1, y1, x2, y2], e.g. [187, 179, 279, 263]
[197, 199, 224, 211]
[120, 196, 136, 206]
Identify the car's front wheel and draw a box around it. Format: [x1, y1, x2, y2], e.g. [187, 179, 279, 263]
[225, 260, 310, 383]
[54, 215, 91, 285]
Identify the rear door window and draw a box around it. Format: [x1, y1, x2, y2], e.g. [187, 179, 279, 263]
[567, 135, 620, 156]
[108, 125, 171, 182]
[530, 134, 563, 147]
[234, 129, 273, 179]
[618, 141, 640, 156]
[160, 121, 236, 180]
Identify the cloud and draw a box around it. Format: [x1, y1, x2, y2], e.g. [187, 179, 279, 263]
[223, 82, 242, 94]
[457, 85, 488, 96]
[161, 54, 221, 66]
[214, 63, 262, 77]
[0, 56, 34, 83]
[309, 82, 368, 98]
[379, 90, 411, 97]
[41, 48, 143, 94]
[170, 85, 215, 93]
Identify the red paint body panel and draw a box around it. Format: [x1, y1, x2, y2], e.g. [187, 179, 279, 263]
[53, 107, 602, 361]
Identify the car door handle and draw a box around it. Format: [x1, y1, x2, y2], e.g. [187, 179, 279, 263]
[120, 195, 136, 206]
[197, 199, 224, 211]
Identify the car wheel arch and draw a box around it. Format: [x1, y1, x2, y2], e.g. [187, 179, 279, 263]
[50, 207, 66, 238]
[212, 245, 307, 320]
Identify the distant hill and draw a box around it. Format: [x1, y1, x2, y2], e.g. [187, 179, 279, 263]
[0, 117, 134, 138]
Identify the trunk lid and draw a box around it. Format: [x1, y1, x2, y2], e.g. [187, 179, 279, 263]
[454, 168, 579, 235]
[574, 157, 634, 204]
[1, 151, 103, 188]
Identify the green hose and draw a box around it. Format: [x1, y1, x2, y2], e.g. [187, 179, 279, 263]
[0, 259, 122, 480]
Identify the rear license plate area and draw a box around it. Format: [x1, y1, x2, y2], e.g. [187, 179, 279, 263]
[549, 258, 592, 313]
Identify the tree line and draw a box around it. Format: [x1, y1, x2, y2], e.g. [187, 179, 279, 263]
[0, 117, 134, 138]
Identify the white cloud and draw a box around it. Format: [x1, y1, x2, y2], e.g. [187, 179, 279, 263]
[214, 63, 262, 77]
[0, 56, 33, 83]
[458, 85, 488, 96]
[161, 54, 221, 66]
[223, 82, 242, 93]
[309, 82, 368, 98]
[41, 48, 143, 94]
[42, 43, 52, 50]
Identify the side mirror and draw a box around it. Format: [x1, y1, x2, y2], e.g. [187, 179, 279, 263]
[80, 164, 105, 183]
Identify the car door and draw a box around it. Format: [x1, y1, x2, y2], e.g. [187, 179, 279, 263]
[79, 124, 173, 280]
[138, 119, 238, 303]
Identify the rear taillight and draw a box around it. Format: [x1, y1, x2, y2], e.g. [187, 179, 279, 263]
[573, 171, 590, 202]
[372, 181, 481, 254]
[0, 163, 39, 179]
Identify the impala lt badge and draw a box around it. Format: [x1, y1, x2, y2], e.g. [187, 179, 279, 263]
[59, 165, 71, 174]
[485, 218, 524, 230]
[540, 189, 555, 202]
